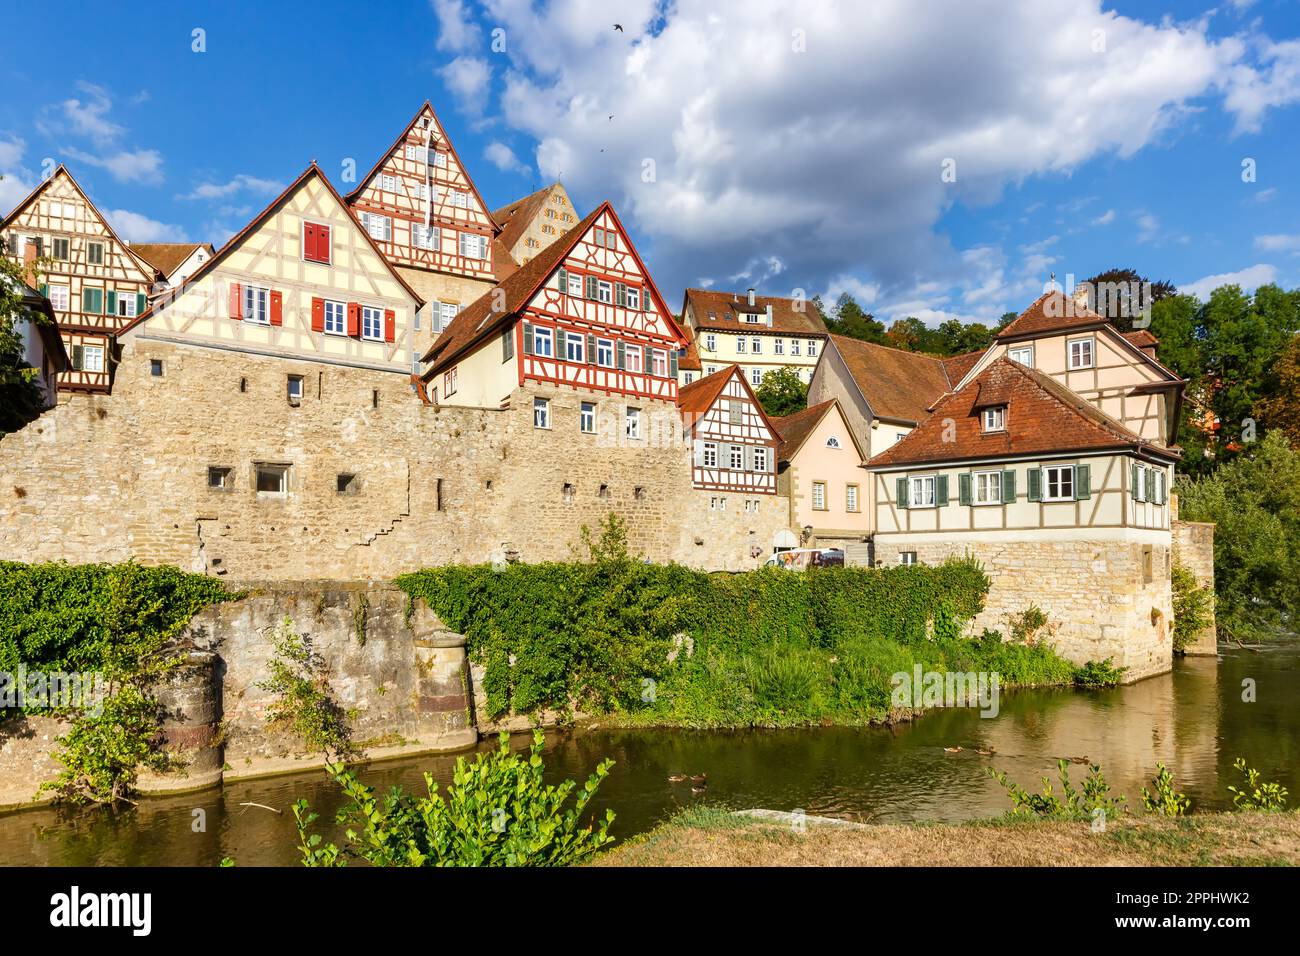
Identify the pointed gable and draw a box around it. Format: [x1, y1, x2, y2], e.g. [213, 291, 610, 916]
[345, 101, 495, 279]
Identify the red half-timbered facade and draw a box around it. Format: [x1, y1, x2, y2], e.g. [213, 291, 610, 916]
[1, 166, 159, 393]
[423, 202, 689, 409]
[345, 102, 496, 283]
[678, 365, 780, 494]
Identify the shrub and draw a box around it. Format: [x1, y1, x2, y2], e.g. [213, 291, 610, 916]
[1141, 762, 1191, 816]
[294, 730, 615, 867]
[1171, 562, 1214, 653]
[1227, 757, 1289, 812]
[1074, 658, 1127, 687]
[989, 759, 1127, 821]
[258, 617, 356, 760]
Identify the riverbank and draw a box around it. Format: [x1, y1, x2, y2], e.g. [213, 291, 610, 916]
[597, 806, 1300, 867]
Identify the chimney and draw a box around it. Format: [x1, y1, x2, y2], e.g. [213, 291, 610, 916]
[747, 288, 756, 307]
[1071, 281, 1091, 315]
[766, 304, 774, 327]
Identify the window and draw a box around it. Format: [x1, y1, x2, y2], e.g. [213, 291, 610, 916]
[751, 337, 762, 354]
[1043, 465, 1075, 502]
[287, 375, 304, 403]
[704, 333, 716, 352]
[87, 242, 104, 265]
[150, 359, 163, 377]
[846, 484, 859, 512]
[625, 287, 640, 310]
[774, 339, 785, 355]
[812, 481, 827, 511]
[1008, 345, 1033, 366]
[729, 444, 744, 469]
[459, 232, 487, 259]
[323, 300, 346, 335]
[433, 150, 447, 168]
[207, 466, 230, 490]
[1068, 337, 1095, 370]
[982, 406, 1006, 431]
[899, 551, 918, 566]
[412, 223, 438, 250]
[533, 397, 550, 429]
[565, 331, 584, 363]
[244, 286, 270, 324]
[736, 337, 746, 354]
[597, 280, 613, 304]
[1136, 465, 1147, 502]
[255, 463, 290, 494]
[52, 237, 69, 260]
[897, 432, 908, 443]
[909, 476, 936, 508]
[753, 447, 770, 473]
[706, 365, 718, 375]
[48, 284, 69, 311]
[826, 436, 841, 449]
[702, 442, 718, 467]
[596, 338, 614, 367]
[437, 302, 458, 333]
[790, 340, 801, 356]
[743, 313, 760, 325]
[683, 372, 694, 384]
[116, 291, 138, 318]
[361, 306, 383, 340]
[533, 326, 554, 357]
[443, 367, 458, 397]
[303, 221, 331, 264]
[750, 368, 762, 386]
[625, 406, 641, 440]
[337, 473, 359, 495]
[974, 470, 1002, 505]
[361, 212, 392, 242]
[380, 174, 399, 193]
[808, 341, 818, 357]
[580, 401, 596, 433]
[651, 349, 668, 377]
[80, 345, 104, 373]
[624, 345, 643, 373]
[728, 400, 742, 425]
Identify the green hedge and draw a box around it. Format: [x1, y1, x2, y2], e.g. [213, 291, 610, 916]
[397, 557, 994, 722]
[0, 561, 232, 678]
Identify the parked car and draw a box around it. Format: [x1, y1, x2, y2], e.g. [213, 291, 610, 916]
[764, 548, 845, 570]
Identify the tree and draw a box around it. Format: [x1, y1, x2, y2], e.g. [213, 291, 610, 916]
[1255, 334, 1300, 448]
[1084, 267, 1177, 332]
[825, 291, 888, 344]
[0, 251, 48, 433]
[755, 366, 808, 417]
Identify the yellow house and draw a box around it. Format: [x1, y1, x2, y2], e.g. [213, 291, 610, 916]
[770, 399, 870, 558]
[679, 287, 828, 390]
[492, 182, 578, 267]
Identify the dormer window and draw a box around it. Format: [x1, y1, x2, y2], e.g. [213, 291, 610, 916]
[983, 406, 1006, 432]
[826, 436, 841, 448]
[1068, 337, 1095, 370]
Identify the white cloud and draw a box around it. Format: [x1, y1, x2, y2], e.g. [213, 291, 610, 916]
[40, 82, 124, 140]
[105, 208, 187, 243]
[1181, 263, 1277, 300]
[431, 0, 483, 52]
[1223, 38, 1300, 134]
[439, 56, 492, 112]
[0, 137, 33, 212]
[178, 174, 282, 201]
[485, 0, 1253, 304]
[1255, 233, 1300, 254]
[65, 147, 164, 185]
[1136, 213, 1160, 243]
[1091, 209, 1116, 225]
[484, 141, 529, 175]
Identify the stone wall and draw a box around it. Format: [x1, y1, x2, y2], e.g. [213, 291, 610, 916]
[0, 336, 788, 580]
[872, 536, 1174, 682]
[1172, 519, 1217, 655]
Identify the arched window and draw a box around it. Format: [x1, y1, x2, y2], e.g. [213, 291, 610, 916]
[826, 436, 841, 448]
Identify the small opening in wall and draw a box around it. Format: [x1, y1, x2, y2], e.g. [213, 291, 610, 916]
[598, 484, 610, 499]
[255, 462, 290, 495]
[207, 466, 231, 490]
[150, 359, 163, 377]
[634, 486, 646, 500]
[288, 375, 304, 405]
[1142, 545, 1154, 584]
[436, 477, 444, 511]
[485, 479, 493, 491]
[372, 389, 380, 409]
[239, 377, 247, 393]
[337, 473, 359, 495]
[563, 483, 575, 504]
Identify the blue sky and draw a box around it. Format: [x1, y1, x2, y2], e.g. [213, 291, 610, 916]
[2, 0, 1298, 325]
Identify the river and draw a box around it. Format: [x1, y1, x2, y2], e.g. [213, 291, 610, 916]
[1, 640, 1295, 865]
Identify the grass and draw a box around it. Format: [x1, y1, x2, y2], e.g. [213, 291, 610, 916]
[595, 808, 1300, 867]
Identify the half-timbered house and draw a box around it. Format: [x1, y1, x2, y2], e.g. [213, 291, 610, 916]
[0, 166, 159, 393]
[680, 287, 829, 389]
[676, 365, 779, 504]
[422, 201, 689, 415]
[345, 102, 500, 358]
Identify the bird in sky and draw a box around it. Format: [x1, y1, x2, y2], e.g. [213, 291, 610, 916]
[614, 24, 624, 32]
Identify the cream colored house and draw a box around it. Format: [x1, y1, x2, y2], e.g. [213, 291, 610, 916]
[492, 182, 578, 267]
[680, 287, 828, 390]
[770, 399, 870, 557]
[131, 243, 216, 288]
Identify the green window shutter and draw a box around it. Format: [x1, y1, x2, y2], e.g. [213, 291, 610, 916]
[644, 345, 653, 372]
[1028, 467, 1042, 502]
[896, 477, 908, 509]
[558, 267, 567, 291]
[92, 288, 103, 314]
[1001, 469, 1016, 505]
[585, 275, 598, 300]
[616, 340, 626, 370]
[616, 283, 627, 307]
[958, 473, 972, 506]
[644, 287, 652, 312]
[72, 345, 84, 370]
[522, 321, 534, 355]
[136, 292, 146, 315]
[586, 333, 596, 364]
[669, 349, 679, 377]
[106, 290, 117, 315]
[1074, 464, 1091, 500]
[38, 283, 48, 297]
[1131, 462, 1140, 501]
[502, 327, 514, 361]
[83, 288, 94, 313]
[936, 474, 950, 507]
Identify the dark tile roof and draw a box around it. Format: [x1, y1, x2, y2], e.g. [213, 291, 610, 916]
[491, 183, 558, 252]
[828, 333, 957, 424]
[684, 287, 828, 336]
[130, 243, 215, 278]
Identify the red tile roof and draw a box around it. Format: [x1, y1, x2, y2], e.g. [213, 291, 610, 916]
[996, 290, 1107, 340]
[676, 363, 782, 439]
[492, 183, 559, 253]
[678, 323, 702, 371]
[828, 333, 959, 424]
[866, 357, 1180, 469]
[130, 243, 215, 278]
[684, 288, 828, 336]
[942, 349, 984, 384]
[1123, 329, 1159, 349]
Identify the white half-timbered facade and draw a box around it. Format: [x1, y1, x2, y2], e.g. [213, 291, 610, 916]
[678, 365, 779, 494]
[346, 102, 496, 284]
[423, 202, 689, 409]
[1, 166, 159, 392]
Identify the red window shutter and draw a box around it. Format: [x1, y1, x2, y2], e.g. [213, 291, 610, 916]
[270, 290, 283, 326]
[347, 302, 360, 337]
[318, 225, 330, 263]
[303, 223, 316, 261]
[384, 309, 396, 343]
[228, 282, 242, 320]
[311, 297, 325, 332]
